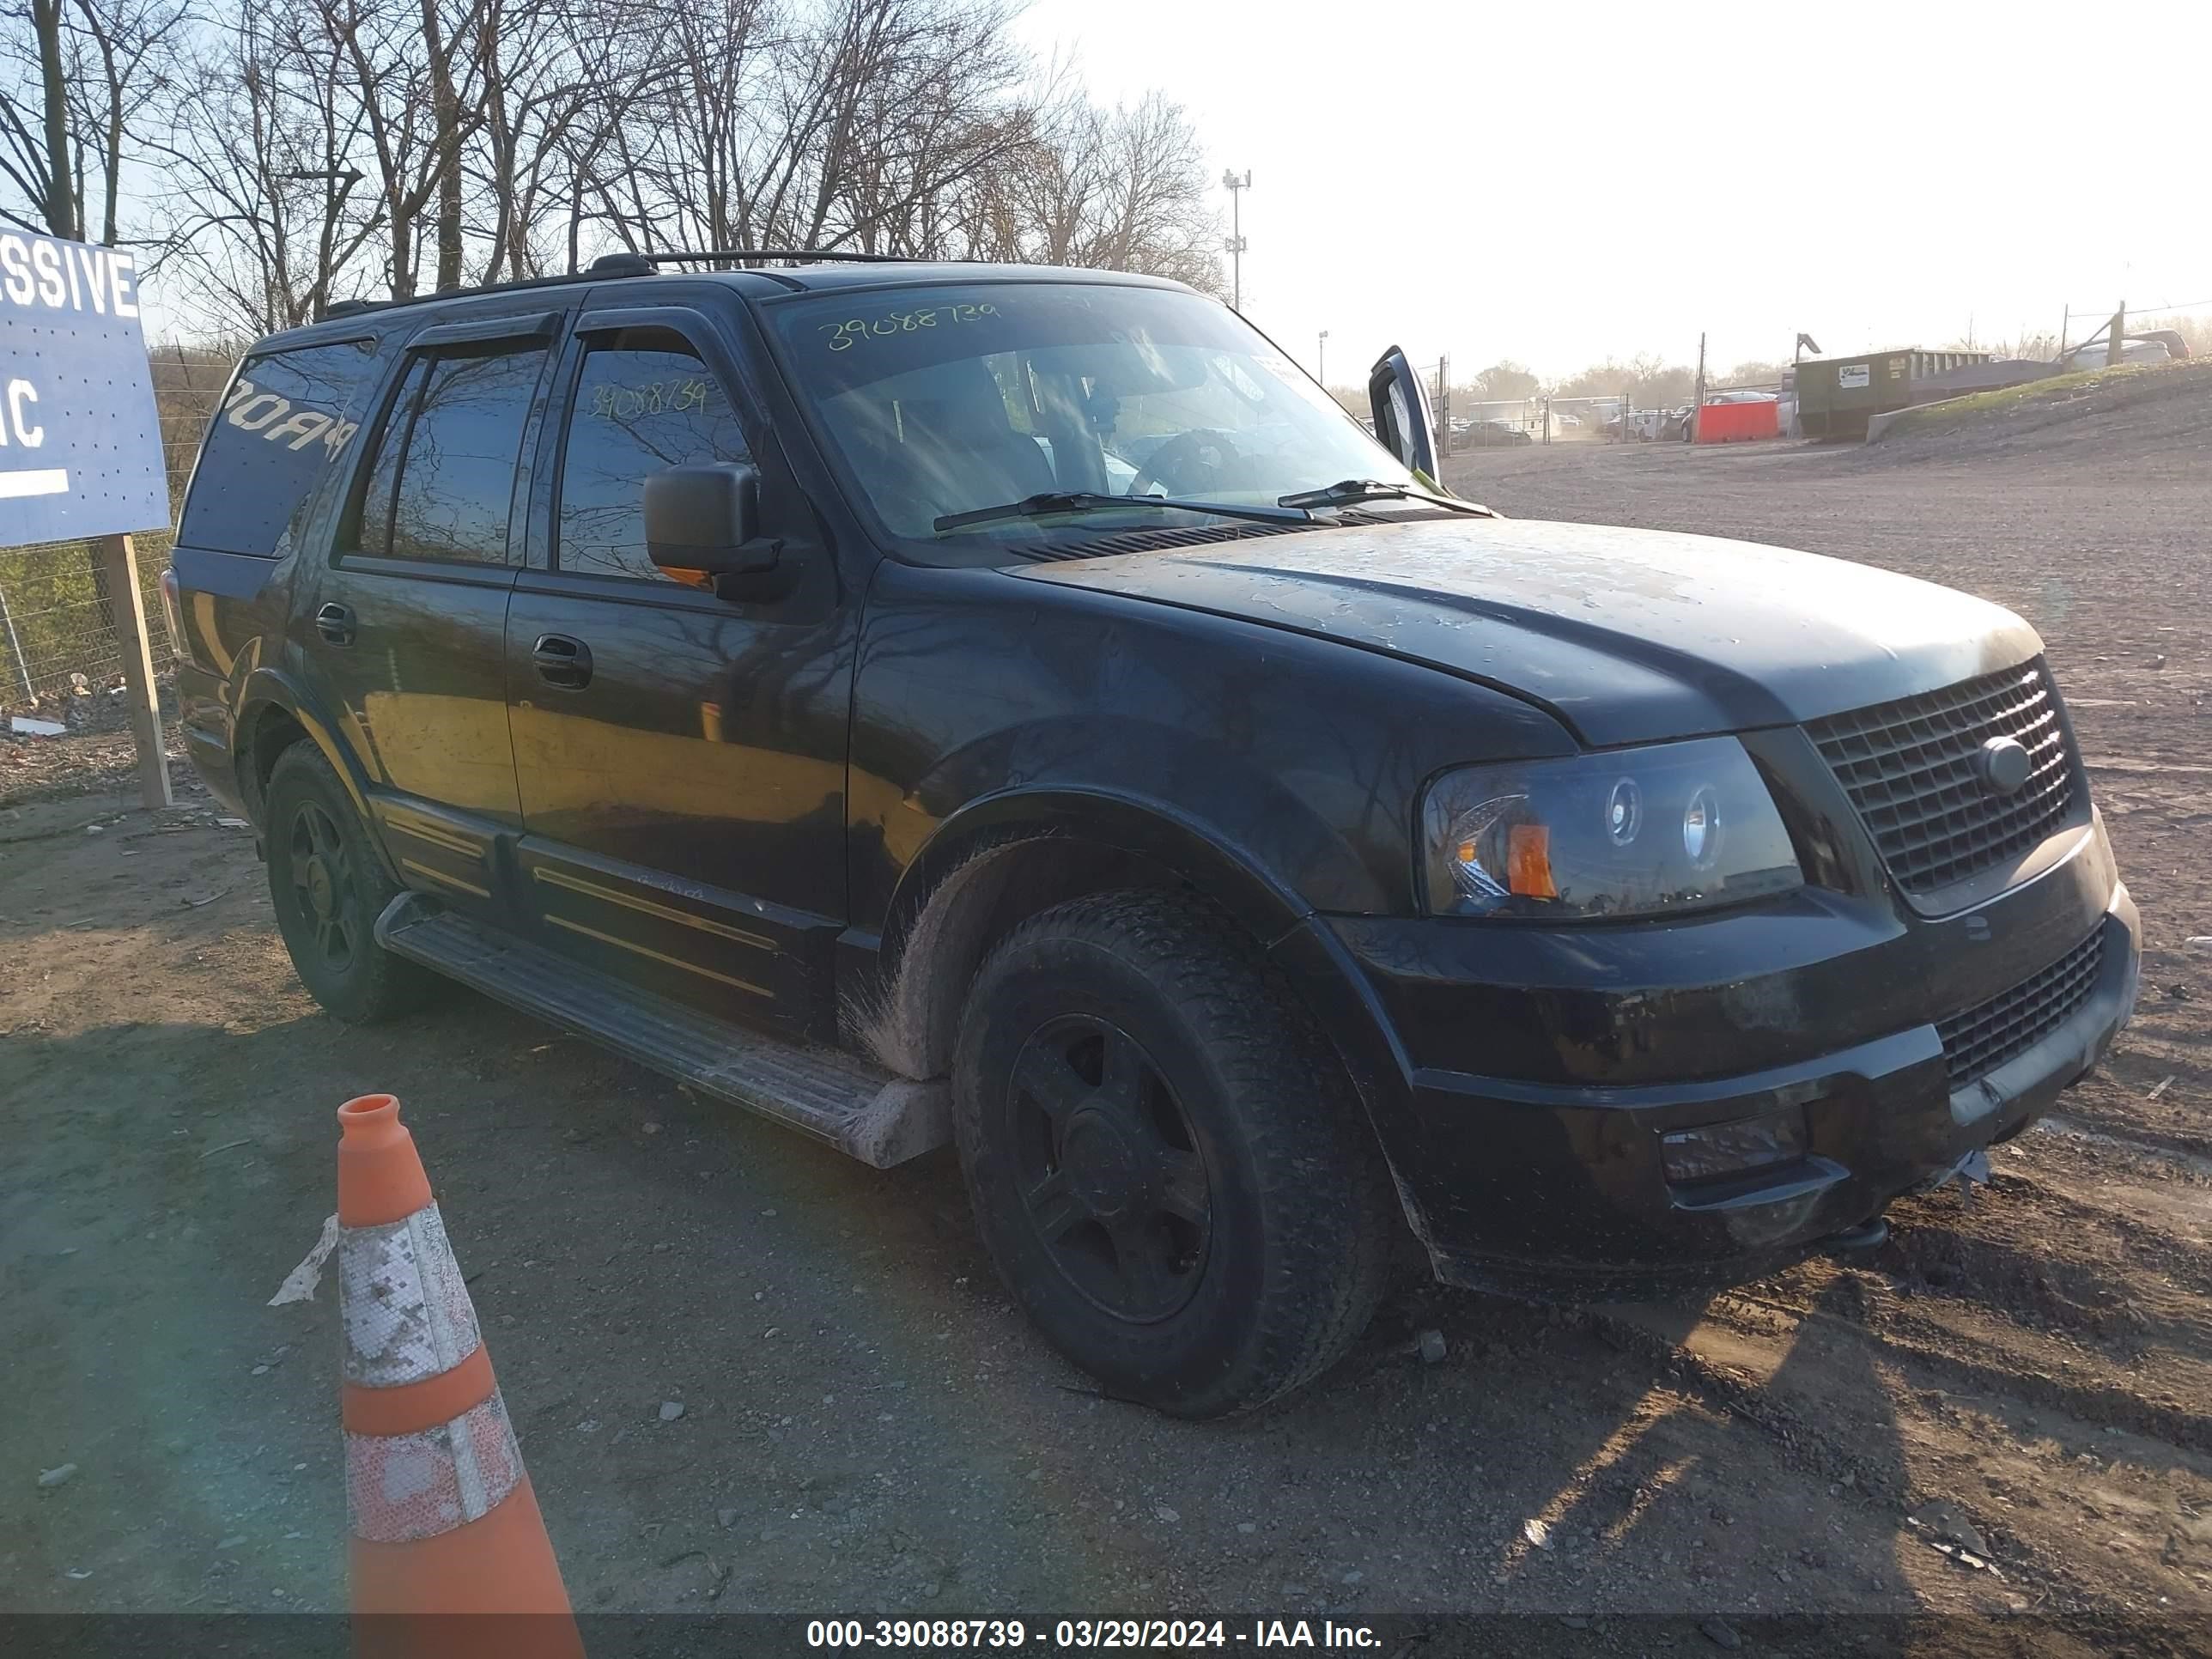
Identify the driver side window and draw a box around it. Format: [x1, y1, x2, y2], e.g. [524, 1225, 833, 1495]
[554, 328, 750, 581]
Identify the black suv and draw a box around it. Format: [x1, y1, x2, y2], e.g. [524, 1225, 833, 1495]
[167, 254, 2140, 1417]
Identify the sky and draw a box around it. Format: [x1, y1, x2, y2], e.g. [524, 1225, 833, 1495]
[1018, 0, 2212, 386]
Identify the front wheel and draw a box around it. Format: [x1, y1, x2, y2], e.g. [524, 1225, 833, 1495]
[952, 892, 1396, 1417]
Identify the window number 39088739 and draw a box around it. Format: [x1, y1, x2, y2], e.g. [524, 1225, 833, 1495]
[819, 303, 999, 350]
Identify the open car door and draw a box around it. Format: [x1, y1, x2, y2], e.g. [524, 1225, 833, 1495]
[1368, 345, 1441, 484]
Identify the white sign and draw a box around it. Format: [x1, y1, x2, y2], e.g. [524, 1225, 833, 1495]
[1837, 365, 1871, 391]
[0, 228, 167, 546]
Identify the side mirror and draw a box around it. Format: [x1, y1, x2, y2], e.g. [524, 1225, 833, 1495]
[643, 463, 781, 576]
[1367, 344, 1441, 483]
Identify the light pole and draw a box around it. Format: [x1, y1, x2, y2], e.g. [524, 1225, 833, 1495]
[1222, 168, 1251, 311]
[1317, 329, 1328, 386]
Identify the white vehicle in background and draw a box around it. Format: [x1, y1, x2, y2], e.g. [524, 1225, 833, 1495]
[1607, 408, 1670, 441]
[2061, 338, 2173, 374]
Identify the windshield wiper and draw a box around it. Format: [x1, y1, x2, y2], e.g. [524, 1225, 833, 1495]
[1276, 478, 1495, 517]
[934, 491, 1312, 534]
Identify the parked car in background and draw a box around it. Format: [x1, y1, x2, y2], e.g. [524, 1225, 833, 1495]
[1463, 418, 1532, 447]
[2061, 339, 2173, 374]
[1605, 408, 1670, 441]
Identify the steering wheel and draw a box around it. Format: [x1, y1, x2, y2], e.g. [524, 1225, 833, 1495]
[1128, 428, 1243, 497]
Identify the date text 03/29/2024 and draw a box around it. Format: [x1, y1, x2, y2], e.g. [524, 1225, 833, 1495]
[805, 1620, 1382, 1649]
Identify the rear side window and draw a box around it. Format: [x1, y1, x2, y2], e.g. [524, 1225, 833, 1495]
[554, 331, 750, 580]
[175, 337, 379, 557]
[353, 344, 547, 564]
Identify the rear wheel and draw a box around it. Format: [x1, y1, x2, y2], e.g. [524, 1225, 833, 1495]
[264, 744, 429, 1024]
[952, 891, 1395, 1418]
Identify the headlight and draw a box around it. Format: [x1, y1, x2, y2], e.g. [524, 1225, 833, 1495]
[1420, 738, 1802, 920]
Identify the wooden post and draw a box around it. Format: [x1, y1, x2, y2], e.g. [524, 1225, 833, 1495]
[95, 532, 172, 809]
[2106, 302, 2125, 368]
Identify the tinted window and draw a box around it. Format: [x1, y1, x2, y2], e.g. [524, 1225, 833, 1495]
[356, 357, 428, 561]
[556, 332, 749, 580]
[176, 337, 379, 556]
[373, 346, 544, 564]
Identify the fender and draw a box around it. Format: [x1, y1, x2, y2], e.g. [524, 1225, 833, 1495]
[884, 783, 1325, 962]
[888, 782, 1422, 1091]
[229, 664, 404, 884]
[859, 782, 1402, 1091]
[869, 783, 1427, 1238]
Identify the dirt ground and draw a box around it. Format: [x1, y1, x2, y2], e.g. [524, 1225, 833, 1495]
[3, 393, 2210, 1650]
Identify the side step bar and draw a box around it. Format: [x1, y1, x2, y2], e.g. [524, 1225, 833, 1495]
[374, 895, 950, 1169]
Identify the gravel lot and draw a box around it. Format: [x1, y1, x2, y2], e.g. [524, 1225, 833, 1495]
[3, 381, 2209, 1650]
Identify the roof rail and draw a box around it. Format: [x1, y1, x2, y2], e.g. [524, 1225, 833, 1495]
[593, 248, 939, 270]
[308, 248, 951, 324]
[311, 264, 643, 325]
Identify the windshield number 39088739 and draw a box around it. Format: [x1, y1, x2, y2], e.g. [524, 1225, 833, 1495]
[819, 302, 1000, 350]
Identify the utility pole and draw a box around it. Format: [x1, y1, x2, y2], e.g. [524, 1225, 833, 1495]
[2106, 301, 2125, 368]
[1692, 331, 1706, 444]
[1317, 329, 1328, 386]
[1222, 169, 1251, 311]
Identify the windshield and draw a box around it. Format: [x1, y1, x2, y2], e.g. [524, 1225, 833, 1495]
[763, 282, 1419, 547]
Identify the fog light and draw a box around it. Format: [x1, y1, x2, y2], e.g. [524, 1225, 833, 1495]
[1660, 1107, 1809, 1184]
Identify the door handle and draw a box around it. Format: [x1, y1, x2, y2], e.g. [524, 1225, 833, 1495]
[532, 633, 592, 689]
[315, 602, 355, 646]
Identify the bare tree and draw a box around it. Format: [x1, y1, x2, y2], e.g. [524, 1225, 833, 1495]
[24, 0, 1220, 330]
[64, 0, 191, 244]
[613, 0, 1041, 258]
[143, 0, 388, 331]
[3, 0, 187, 241]
[0, 0, 73, 233]
[1469, 362, 1540, 401]
[305, 0, 491, 298]
[946, 85, 1221, 291]
[463, 0, 640, 281]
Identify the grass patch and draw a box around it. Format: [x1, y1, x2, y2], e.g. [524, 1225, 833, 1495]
[0, 533, 176, 704]
[1875, 361, 2192, 441]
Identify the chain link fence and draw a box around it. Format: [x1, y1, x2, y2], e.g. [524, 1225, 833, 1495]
[1, 345, 222, 732]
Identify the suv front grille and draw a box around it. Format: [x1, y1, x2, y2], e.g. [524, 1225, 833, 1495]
[1806, 659, 2081, 896]
[1936, 929, 2104, 1090]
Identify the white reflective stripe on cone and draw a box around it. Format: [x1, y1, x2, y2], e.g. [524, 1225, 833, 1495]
[346, 1389, 524, 1544]
[339, 1204, 483, 1388]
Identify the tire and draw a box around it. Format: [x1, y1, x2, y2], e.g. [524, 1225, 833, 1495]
[951, 890, 1396, 1418]
[263, 743, 430, 1024]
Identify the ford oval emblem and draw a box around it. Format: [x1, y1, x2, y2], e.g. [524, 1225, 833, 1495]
[1977, 735, 2032, 796]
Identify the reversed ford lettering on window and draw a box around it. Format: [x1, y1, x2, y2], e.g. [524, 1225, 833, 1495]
[222, 374, 361, 456]
[174, 337, 382, 558]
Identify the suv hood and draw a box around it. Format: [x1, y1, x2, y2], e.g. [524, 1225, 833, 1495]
[1008, 517, 2042, 746]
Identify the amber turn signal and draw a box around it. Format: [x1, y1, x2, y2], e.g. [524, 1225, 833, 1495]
[1507, 823, 1558, 899]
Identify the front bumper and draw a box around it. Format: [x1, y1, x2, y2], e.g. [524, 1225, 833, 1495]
[1290, 823, 2140, 1298]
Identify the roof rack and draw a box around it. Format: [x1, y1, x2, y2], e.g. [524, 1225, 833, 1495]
[590, 248, 929, 273]
[311, 248, 941, 324]
[313, 265, 623, 324]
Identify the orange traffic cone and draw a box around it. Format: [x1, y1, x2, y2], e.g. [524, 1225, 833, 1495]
[336, 1093, 584, 1658]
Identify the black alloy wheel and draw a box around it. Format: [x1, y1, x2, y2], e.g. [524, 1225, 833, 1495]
[1007, 1014, 1212, 1322]
[285, 797, 362, 977]
[952, 890, 1397, 1418]
[263, 743, 428, 1024]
